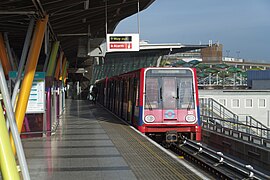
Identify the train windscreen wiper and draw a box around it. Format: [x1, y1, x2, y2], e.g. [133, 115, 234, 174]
[176, 86, 179, 99]
[160, 87, 163, 100]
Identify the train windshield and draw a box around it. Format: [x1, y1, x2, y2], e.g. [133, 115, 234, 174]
[145, 69, 195, 110]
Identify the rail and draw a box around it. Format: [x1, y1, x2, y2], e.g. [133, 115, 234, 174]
[199, 97, 270, 139]
[170, 138, 270, 180]
[201, 115, 270, 148]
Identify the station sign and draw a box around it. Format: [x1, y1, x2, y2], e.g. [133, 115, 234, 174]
[106, 34, 140, 52]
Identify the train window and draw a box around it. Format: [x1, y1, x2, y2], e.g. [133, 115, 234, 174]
[135, 79, 139, 107]
[162, 77, 177, 109]
[145, 78, 159, 109]
[123, 80, 128, 102]
[178, 78, 195, 109]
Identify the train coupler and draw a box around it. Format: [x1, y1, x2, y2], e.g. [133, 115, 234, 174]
[166, 130, 178, 143]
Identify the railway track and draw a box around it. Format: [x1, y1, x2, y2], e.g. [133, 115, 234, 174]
[169, 138, 270, 180]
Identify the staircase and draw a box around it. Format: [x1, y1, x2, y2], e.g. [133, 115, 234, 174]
[199, 97, 270, 139]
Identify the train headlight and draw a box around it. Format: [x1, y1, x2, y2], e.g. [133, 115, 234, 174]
[185, 115, 195, 122]
[145, 115, 155, 122]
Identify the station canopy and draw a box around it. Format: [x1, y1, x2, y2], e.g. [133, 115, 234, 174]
[0, 0, 154, 69]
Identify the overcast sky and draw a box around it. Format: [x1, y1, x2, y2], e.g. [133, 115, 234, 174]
[115, 0, 270, 62]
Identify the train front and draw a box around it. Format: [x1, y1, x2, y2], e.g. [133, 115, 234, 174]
[141, 68, 201, 143]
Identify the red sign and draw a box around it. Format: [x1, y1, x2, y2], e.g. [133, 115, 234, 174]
[109, 43, 132, 49]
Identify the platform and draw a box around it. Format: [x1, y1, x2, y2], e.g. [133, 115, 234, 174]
[22, 99, 206, 180]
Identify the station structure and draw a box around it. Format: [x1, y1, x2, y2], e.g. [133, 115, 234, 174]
[0, 1, 269, 179]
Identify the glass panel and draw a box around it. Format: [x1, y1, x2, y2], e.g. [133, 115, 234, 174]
[145, 78, 159, 109]
[178, 78, 195, 109]
[162, 77, 176, 109]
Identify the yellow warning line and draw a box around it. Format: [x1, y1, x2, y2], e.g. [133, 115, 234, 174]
[120, 125, 187, 180]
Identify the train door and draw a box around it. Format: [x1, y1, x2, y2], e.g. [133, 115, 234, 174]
[115, 81, 120, 115]
[134, 77, 140, 127]
[112, 80, 117, 112]
[120, 80, 124, 118]
[123, 79, 129, 121]
[161, 77, 178, 121]
[127, 77, 134, 124]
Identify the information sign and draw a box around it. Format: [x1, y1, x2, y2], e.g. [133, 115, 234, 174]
[106, 34, 139, 52]
[9, 71, 45, 113]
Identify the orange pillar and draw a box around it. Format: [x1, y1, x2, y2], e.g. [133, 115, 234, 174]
[59, 58, 67, 80]
[54, 52, 64, 79]
[0, 33, 11, 77]
[13, 16, 48, 147]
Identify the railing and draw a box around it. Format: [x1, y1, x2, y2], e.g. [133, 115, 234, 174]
[200, 97, 239, 122]
[201, 115, 270, 148]
[173, 138, 270, 179]
[199, 97, 270, 140]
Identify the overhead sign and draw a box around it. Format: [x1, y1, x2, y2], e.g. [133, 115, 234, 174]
[106, 34, 139, 52]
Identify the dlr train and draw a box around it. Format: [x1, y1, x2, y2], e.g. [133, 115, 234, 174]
[95, 67, 201, 144]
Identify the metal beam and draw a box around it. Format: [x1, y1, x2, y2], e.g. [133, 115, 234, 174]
[0, 33, 11, 77]
[11, 18, 35, 108]
[58, 33, 90, 37]
[0, 103, 20, 180]
[14, 16, 48, 152]
[46, 41, 60, 76]
[0, 61, 30, 179]
[0, 11, 36, 15]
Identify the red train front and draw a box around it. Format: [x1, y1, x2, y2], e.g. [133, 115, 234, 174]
[96, 67, 201, 144]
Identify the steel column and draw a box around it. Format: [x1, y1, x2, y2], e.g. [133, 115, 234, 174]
[11, 18, 35, 108]
[46, 41, 60, 77]
[0, 33, 11, 77]
[14, 16, 48, 139]
[59, 59, 67, 81]
[0, 61, 30, 180]
[54, 52, 64, 80]
[0, 103, 20, 180]
[4, 33, 17, 70]
[42, 50, 51, 72]
[46, 88, 51, 136]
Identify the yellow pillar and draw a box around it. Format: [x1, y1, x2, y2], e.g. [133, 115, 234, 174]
[0, 33, 12, 77]
[12, 16, 48, 150]
[0, 103, 20, 180]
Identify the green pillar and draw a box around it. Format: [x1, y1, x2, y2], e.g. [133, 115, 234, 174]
[46, 41, 60, 76]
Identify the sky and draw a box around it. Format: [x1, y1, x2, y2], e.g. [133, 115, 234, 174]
[115, 0, 270, 62]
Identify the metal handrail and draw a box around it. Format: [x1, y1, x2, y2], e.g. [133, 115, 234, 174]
[200, 97, 270, 138]
[181, 138, 270, 179]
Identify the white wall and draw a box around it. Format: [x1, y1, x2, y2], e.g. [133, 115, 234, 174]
[199, 89, 270, 127]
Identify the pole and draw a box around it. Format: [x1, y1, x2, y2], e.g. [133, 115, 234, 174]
[0, 33, 12, 77]
[11, 17, 35, 108]
[46, 41, 60, 76]
[0, 60, 30, 180]
[4, 33, 17, 70]
[14, 15, 48, 149]
[0, 103, 20, 180]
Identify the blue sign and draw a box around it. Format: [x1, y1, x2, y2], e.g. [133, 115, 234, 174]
[165, 110, 176, 119]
